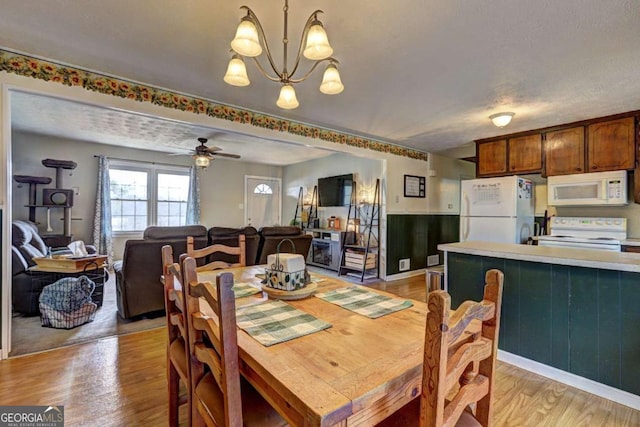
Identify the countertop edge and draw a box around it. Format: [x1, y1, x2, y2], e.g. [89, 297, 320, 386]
[438, 241, 640, 273]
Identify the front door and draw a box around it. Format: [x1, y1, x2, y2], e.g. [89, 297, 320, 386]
[245, 176, 281, 229]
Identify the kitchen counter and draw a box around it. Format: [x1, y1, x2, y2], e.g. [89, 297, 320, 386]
[438, 241, 640, 272]
[438, 240, 640, 407]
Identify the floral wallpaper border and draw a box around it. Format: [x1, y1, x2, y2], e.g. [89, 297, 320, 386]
[0, 49, 428, 162]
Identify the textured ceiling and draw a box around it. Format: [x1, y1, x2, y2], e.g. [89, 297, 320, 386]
[1, 0, 640, 156]
[10, 92, 334, 165]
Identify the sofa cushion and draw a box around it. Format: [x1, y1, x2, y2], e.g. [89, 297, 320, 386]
[208, 226, 258, 238]
[207, 226, 259, 266]
[143, 225, 207, 240]
[259, 226, 302, 237]
[12, 220, 47, 266]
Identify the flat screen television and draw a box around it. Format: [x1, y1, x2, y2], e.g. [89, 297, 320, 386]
[318, 174, 354, 207]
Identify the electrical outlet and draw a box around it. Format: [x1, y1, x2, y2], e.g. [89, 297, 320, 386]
[399, 258, 410, 271]
[427, 254, 440, 267]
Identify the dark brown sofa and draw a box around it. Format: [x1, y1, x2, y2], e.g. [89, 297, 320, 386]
[207, 226, 260, 266]
[113, 225, 207, 319]
[256, 226, 312, 265]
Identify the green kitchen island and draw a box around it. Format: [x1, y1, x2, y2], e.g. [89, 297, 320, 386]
[438, 241, 640, 409]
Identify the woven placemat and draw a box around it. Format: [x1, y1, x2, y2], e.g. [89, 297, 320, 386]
[231, 282, 262, 298]
[315, 286, 413, 319]
[235, 300, 331, 346]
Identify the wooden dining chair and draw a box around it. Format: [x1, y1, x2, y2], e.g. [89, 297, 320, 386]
[161, 245, 191, 426]
[377, 269, 504, 427]
[181, 255, 287, 427]
[187, 234, 246, 272]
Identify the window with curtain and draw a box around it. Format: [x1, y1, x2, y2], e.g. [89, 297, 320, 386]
[108, 160, 191, 232]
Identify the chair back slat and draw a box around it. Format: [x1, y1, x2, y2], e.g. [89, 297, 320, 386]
[182, 256, 243, 427]
[187, 235, 246, 271]
[420, 268, 504, 427]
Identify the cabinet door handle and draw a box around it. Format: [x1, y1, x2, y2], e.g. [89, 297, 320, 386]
[592, 165, 598, 169]
[576, 167, 582, 171]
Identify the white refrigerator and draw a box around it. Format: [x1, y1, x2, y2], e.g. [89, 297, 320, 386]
[459, 176, 534, 244]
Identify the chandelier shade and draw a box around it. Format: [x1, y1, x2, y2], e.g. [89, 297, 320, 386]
[225, 0, 343, 109]
[276, 84, 299, 109]
[320, 62, 344, 94]
[303, 20, 333, 60]
[223, 54, 250, 86]
[230, 18, 262, 57]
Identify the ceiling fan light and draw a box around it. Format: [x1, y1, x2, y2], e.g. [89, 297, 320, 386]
[303, 20, 333, 60]
[319, 63, 343, 95]
[223, 54, 250, 86]
[194, 155, 210, 168]
[489, 112, 515, 128]
[276, 84, 299, 109]
[231, 17, 262, 57]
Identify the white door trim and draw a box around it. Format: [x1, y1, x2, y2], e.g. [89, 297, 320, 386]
[1, 84, 14, 359]
[244, 175, 282, 227]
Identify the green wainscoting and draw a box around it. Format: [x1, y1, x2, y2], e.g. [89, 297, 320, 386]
[446, 252, 640, 396]
[386, 214, 459, 275]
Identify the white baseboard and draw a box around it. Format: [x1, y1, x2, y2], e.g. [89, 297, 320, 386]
[498, 350, 640, 411]
[385, 268, 426, 281]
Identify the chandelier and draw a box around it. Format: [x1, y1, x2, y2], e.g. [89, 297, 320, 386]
[224, 0, 344, 109]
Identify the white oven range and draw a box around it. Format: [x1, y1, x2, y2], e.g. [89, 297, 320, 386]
[536, 217, 627, 252]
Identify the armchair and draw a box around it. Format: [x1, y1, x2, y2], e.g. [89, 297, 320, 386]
[113, 225, 207, 320]
[11, 220, 96, 316]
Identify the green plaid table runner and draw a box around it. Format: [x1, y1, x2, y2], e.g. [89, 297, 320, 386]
[315, 286, 413, 319]
[236, 300, 332, 346]
[231, 282, 262, 298]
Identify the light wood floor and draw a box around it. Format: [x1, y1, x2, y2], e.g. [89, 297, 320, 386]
[1, 274, 638, 426]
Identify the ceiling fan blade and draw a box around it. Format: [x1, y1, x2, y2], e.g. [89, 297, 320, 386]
[212, 152, 241, 159]
[204, 145, 222, 153]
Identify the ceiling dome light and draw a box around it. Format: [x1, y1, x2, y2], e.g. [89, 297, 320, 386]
[194, 155, 210, 168]
[319, 63, 344, 95]
[303, 19, 333, 60]
[231, 17, 262, 57]
[223, 54, 250, 86]
[489, 112, 515, 128]
[276, 84, 299, 109]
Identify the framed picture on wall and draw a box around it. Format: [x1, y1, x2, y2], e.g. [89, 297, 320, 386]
[404, 174, 425, 198]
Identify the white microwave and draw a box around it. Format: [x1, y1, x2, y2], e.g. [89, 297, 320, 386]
[547, 170, 628, 206]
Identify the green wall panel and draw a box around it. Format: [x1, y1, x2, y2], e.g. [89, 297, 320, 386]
[518, 261, 552, 365]
[494, 258, 517, 355]
[447, 253, 484, 308]
[569, 267, 599, 380]
[597, 269, 621, 388]
[386, 214, 459, 276]
[620, 271, 640, 395]
[550, 265, 570, 371]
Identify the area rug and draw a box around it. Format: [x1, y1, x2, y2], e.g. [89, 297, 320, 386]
[10, 271, 165, 357]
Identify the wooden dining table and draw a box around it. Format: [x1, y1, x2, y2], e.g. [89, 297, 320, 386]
[197, 265, 428, 427]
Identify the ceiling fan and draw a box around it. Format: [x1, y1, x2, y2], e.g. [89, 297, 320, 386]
[175, 137, 241, 168]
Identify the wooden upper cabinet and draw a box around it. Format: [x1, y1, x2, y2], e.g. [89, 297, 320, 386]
[587, 117, 636, 172]
[477, 139, 507, 176]
[507, 134, 542, 173]
[544, 126, 585, 176]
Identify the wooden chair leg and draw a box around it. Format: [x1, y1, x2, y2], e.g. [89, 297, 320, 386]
[167, 361, 179, 427]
